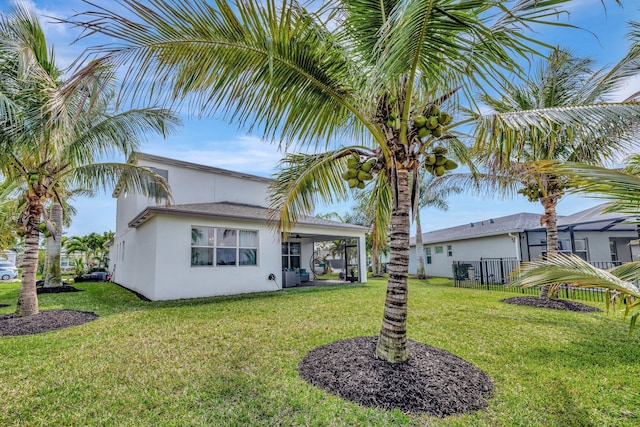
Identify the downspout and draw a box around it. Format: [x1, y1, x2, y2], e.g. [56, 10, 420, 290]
[508, 232, 521, 262]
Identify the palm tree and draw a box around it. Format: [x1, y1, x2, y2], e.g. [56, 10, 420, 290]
[42, 191, 85, 287]
[473, 43, 640, 296]
[69, 0, 600, 362]
[509, 155, 640, 332]
[0, 5, 180, 317]
[512, 254, 640, 334]
[414, 175, 462, 279]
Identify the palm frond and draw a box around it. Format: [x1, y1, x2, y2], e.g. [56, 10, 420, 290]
[544, 161, 640, 215]
[356, 170, 393, 255]
[64, 163, 172, 203]
[268, 146, 375, 234]
[61, 107, 180, 165]
[68, 0, 383, 149]
[512, 254, 640, 298]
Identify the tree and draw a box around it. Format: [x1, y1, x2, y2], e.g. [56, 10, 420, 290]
[513, 254, 640, 334]
[64, 231, 114, 271]
[0, 5, 180, 317]
[511, 154, 640, 332]
[69, 0, 603, 362]
[414, 175, 462, 279]
[42, 192, 84, 287]
[473, 43, 640, 296]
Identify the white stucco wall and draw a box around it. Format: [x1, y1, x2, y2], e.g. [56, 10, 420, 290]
[1, 250, 17, 264]
[138, 158, 271, 207]
[410, 234, 519, 278]
[114, 215, 366, 301]
[150, 216, 281, 300]
[111, 155, 367, 300]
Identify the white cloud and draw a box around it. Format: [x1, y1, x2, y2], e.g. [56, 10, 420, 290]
[150, 135, 286, 177]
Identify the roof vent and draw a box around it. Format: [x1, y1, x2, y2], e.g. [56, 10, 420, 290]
[470, 223, 474, 227]
[490, 219, 494, 224]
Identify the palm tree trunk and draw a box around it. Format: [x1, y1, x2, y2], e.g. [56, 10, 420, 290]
[414, 215, 426, 279]
[16, 232, 40, 317]
[376, 169, 409, 363]
[539, 195, 559, 298]
[43, 202, 63, 288]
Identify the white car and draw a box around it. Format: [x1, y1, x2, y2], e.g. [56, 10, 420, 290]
[0, 268, 17, 280]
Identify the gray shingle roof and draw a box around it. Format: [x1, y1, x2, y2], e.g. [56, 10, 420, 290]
[533, 203, 636, 231]
[413, 203, 638, 246]
[412, 212, 542, 245]
[129, 202, 367, 231]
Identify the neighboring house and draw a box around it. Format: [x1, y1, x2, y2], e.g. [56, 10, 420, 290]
[1, 250, 17, 264]
[409, 204, 640, 278]
[108, 152, 367, 301]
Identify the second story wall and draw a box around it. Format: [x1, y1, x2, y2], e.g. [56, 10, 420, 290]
[138, 155, 272, 207]
[114, 153, 274, 235]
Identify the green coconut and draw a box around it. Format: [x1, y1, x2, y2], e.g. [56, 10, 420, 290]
[426, 116, 439, 130]
[432, 125, 444, 138]
[424, 154, 437, 166]
[435, 166, 446, 176]
[348, 178, 358, 188]
[357, 181, 365, 189]
[418, 127, 430, 139]
[444, 159, 458, 170]
[361, 161, 373, 172]
[426, 104, 440, 116]
[414, 115, 427, 128]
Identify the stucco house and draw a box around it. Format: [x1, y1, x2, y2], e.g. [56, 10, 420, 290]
[1, 250, 17, 264]
[108, 152, 367, 301]
[409, 204, 639, 278]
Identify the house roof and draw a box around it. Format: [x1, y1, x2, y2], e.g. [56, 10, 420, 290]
[532, 203, 636, 232]
[113, 152, 273, 197]
[411, 212, 542, 245]
[128, 202, 368, 232]
[412, 203, 638, 246]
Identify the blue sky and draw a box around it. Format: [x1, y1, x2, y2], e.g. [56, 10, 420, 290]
[3, 0, 640, 237]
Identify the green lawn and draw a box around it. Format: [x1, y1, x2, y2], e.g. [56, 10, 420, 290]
[1, 278, 638, 426]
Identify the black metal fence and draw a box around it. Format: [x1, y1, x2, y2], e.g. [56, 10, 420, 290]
[452, 258, 614, 303]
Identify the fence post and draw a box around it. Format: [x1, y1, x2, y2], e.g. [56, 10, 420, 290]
[479, 259, 485, 288]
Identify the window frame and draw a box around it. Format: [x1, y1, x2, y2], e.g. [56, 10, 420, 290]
[435, 246, 444, 254]
[425, 247, 432, 265]
[191, 226, 258, 267]
[447, 245, 453, 257]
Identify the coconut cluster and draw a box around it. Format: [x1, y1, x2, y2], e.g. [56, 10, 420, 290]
[414, 104, 452, 139]
[342, 154, 375, 189]
[424, 147, 458, 177]
[16, 221, 51, 237]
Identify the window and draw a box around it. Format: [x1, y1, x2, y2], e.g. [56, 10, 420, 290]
[148, 167, 169, 199]
[447, 245, 453, 257]
[282, 242, 301, 269]
[425, 247, 432, 265]
[435, 246, 444, 254]
[191, 227, 257, 267]
[541, 238, 589, 261]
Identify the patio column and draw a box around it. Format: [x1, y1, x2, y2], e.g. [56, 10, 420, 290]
[358, 234, 367, 283]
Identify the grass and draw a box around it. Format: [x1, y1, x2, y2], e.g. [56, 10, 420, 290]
[1, 278, 639, 426]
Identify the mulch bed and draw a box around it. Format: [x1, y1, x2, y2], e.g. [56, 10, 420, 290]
[36, 285, 82, 294]
[298, 336, 494, 417]
[0, 309, 99, 336]
[500, 296, 603, 312]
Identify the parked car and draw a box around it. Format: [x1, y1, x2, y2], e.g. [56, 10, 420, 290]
[0, 268, 17, 280]
[0, 261, 18, 277]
